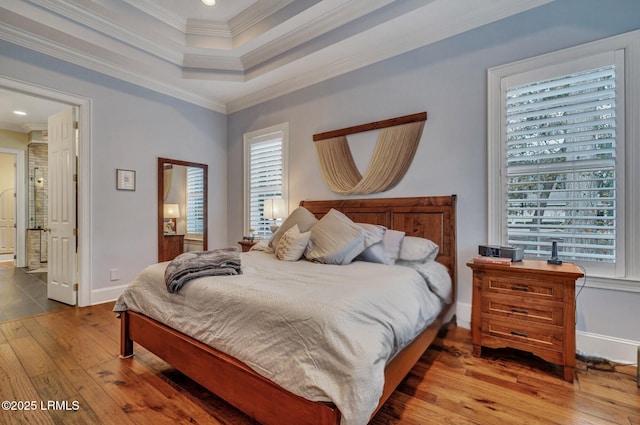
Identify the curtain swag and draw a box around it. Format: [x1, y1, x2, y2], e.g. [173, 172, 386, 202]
[313, 114, 426, 195]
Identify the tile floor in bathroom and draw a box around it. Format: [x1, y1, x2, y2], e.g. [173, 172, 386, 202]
[0, 261, 72, 322]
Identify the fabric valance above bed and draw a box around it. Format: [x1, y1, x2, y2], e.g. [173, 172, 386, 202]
[312, 112, 427, 195]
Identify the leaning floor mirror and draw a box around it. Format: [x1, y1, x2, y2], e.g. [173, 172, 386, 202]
[157, 157, 208, 262]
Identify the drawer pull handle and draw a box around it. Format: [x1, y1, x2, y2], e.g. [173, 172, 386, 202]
[510, 330, 529, 338]
[510, 308, 529, 315]
[511, 285, 529, 291]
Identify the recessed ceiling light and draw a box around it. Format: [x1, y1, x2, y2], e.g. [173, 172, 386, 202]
[13, 110, 27, 116]
[202, 0, 215, 5]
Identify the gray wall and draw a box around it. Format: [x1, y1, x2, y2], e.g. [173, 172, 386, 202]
[227, 0, 640, 357]
[0, 39, 227, 296]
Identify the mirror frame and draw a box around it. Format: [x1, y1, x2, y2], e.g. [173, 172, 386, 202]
[158, 157, 208, 262]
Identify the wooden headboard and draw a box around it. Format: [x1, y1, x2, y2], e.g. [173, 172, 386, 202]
[299, 195, 457, 299]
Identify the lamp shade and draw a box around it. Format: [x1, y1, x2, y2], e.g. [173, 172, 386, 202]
[164, 203, 180, 219]
[263, 198, 286, 220]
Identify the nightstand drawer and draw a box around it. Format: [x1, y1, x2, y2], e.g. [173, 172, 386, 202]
[483, 275, 564, 301]
[481, 317, 564, 352]
[481, 295, 564, 326]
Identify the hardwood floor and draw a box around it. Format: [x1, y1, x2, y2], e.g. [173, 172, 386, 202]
[0, 303, 637, 425]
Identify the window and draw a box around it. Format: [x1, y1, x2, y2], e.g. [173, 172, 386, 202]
[488, 30, 640, 284]
[186, 166, 204, 238]
[244, 123, 289, 239]
[506, 62, 617, 263]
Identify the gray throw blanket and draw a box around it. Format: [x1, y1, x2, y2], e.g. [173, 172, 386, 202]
[164, 247, 242, 293]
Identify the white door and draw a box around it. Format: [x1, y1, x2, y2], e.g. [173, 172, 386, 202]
[0, 153, 16, 261]
[0, 188, 15, 257]
[48, 107, 77, 305]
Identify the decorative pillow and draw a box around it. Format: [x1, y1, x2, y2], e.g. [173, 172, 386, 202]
[355, 225, 406, 265]
[304, 209, 383, 265]
[356, 224, 389, 264]
[269, 206, 318, 249]
[395, 236, 439, 264]
[249, 239, 273, 253]
[383, 229, 405, 263]
[275, 225, 311, 261]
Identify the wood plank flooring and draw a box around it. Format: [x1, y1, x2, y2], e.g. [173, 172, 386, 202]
[0, 303, 638, 425]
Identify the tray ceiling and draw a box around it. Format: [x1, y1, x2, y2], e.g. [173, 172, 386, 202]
[0, 0, 554, 114]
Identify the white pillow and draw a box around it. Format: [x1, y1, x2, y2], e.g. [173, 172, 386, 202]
[356, 225, 406, 265]
[355, 224, 388, 264]
[383, 229, 405, 263]
[275, 225, 310, 261]
[269, 206, 318, 249]
[395, 236, 439, 264]
[304, 209, 383, 265]
[249, 239, 273, 253]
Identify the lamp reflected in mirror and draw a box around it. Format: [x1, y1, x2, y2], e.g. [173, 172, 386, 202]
[164, 203, 180, 234]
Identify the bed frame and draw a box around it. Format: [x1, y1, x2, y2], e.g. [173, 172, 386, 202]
[120, 195, 457, 425]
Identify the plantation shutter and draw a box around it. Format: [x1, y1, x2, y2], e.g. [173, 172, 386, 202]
[505, 64, 616, 262]
[249, 136, 283, 238]
[186, 167, 204, 236]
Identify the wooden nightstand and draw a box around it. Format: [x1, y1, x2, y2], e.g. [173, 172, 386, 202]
[238, 240, 257, 252]
[160, 234, 184, 262]
[467, 259, 584, 382]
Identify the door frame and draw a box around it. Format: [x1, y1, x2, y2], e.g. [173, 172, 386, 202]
[0, 76, 92, 307]
[0, 149, 23, 264]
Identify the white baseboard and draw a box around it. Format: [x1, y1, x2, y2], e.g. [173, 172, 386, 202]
[454, 302, 638, 364]
[90, 284, 128, 305]
[576, 331, 639, 364]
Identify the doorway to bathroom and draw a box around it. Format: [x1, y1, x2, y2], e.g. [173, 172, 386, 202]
[0, 76, 92, 314]
[0, 144, 72, 321]
[0, 112, 72, 320]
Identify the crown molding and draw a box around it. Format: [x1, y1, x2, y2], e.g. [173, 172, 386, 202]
[240, 0, 391, 71]
[183, 53, 244, 72]
[228, 0, 295, 38]
[31, 0, 183, 65]
[120, 0, 187, 32]
[0, 20, 227, 113]
[124, 0, 294, 45]
[227, 0, 557, 113]
[182, 0, 392, 76]
[186, 20, 233, 39]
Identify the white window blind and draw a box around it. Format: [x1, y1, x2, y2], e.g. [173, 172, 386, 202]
[505, 65, 616, 262]
[244, 125, 288, 238]
[186, 166, 204, 237]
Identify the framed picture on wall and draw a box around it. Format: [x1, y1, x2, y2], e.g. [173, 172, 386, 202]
[116, 169, 136, 191]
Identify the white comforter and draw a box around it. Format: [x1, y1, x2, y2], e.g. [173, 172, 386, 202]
[113, 250, 451, 425]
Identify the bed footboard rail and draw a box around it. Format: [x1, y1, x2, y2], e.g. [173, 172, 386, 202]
[120, 310, 341, 425]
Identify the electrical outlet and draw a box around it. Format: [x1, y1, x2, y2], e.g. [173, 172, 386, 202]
[110, 268, 120, 281]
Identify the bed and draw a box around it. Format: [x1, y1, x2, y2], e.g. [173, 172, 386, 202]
[115, 195, 457, 425]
